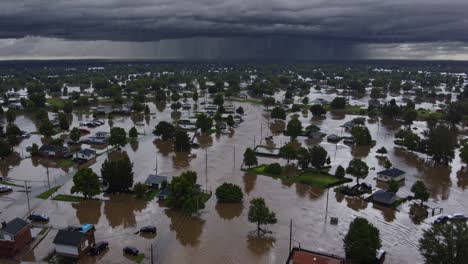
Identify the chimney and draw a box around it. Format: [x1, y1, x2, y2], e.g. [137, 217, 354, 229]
[1, 221, 6, 229]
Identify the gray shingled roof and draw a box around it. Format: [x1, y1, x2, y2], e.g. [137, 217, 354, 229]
[53, 230, 85, 247]
[1, 218, 29, 236]
[377, 168, 406, 178]
[145, 175, 168, 185]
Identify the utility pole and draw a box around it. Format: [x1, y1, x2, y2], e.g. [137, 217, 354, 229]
[46, 162, 50, 189]
[150, 243, 154, 264]
[24, 181, 30, 213]
[155, 156, 158, 174]
[325, 188, 330, 220]
[233, 146, 236, 171]
[205, 149, 208, 192]
[289, 219, 292, 253]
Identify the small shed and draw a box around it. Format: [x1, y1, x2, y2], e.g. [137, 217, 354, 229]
[53, 224, 95, 258]
[0, 218, 32, 258]
[156, 188, 171, 201]
[376, 168, 406, 182]
[145, 175, 168, 189]
[370, 190, 396, 206]
[77, 149, 96, 161]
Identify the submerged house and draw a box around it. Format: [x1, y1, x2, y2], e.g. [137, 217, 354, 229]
[39, 145, 68, 158]
[376, 168, 406, 182]
[0, 218, 32, 258]
[286, 247, 344, 264]
[77, 149, 96, 161]
[369, 190, 396, 206]
[145, 175, 168, 189]
[156, 188, 171, 201]
[53, 224, 95, 258]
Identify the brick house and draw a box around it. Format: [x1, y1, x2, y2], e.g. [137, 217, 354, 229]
[0, 218, 32, 258]
[53, 224, 95, 258]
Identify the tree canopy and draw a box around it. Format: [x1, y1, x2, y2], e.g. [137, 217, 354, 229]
[286, 118, 302, 139]
[71, 168, 101, 198]
[215, 183, 243, 203]
[344, 217, 382, 264]
[109, 127, 127, 147]
[167, 171, 205, 214]
[248, 197, 277, 236]
[346, 159, 369, 184]
[243, 147, 258, 168]
[411, 180, 430, 206]
[101, 152, 134, 192]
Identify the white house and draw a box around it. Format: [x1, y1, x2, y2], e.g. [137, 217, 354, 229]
[376, 168, 406, 182]
[77, 149, 96, 161]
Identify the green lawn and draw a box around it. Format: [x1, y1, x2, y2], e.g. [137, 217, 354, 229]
[229, 98, 263, 104]
[58, 160, 75, 168]
[324, 104, 364, 114]
[137, 189, 160, 202]
[46, 98, 65, 109]
[135, 253, 146, 263]
[52, 194, 84, 202]
[36, 186, 61, 199]
[0, 180, 23, 187]
[245, 165, 351, 188]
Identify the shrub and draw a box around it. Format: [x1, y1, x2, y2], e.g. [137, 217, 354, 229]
[265, 163, 282, 175]
[215, 183, 243, 203]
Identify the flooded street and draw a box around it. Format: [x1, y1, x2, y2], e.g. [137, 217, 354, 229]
[1, 89, 466, 264]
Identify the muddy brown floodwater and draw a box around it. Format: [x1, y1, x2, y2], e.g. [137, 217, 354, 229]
[3, 88, 467, 264]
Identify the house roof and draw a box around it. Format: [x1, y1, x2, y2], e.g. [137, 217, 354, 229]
[53, 230, 85, 247]
[53, 224, 94, 247]
[377, 168, 406, 178]
[39, 144, 67, 153]
[156, 188, 171, 197]
[79, 149, 96, 156]
[287, 248, 344, 264]
[1, 218, 29, 236]
[145, 175, 168, 185]
[371, 190, 396, 205]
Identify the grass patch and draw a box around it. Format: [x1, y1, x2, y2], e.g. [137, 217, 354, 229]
[325, 104, 363, 114]
[46, 98, 65, 109]
[135, 253, 145, 263]
[200, 191, 212, 203]
[36, 186, 61, 199]
[0, 180, 23, 187]
[52, 194, 84, 202]
[245, 165, 351, 188]
[137, 189, 160, 202]
[58, 160, 74, 168]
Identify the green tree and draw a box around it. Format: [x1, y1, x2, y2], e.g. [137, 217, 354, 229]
[376, 147, 387, 156]
[58, 112, 69, 131]
[270, 107, 286, 120]
[346, 159, 369, 184]
[144, 105, 150, 115]
[310, 104, 327, 117]
[460, 144, 468, 165]
[302, 97, 309, 105]
[101, 152, 134, 192]
[344, 217, 382, 264]
[384, 158, 392, 169]
[279, 143, 297, 164]
[63, 101, 73, 114]
[6, 124, 21, 146]
[243, 147, 258, 168]
[411, 180, 430, 206]
[262, 97, 275, 109]
[170, 102, 181, 111]
[296, 147, 311, 170]
[213, 93, 224, 106]
[39, 119, 54, 137]
[196, 113, 213, 133]
[171, 91, 181, 102]
[30, 143, 39, 156]
[351, 126, 372, 146]
[387, 179, 400, 193]
[129, 127, 138, 138]
[265, 163, 282, 175]
[192, 91, 199, 103]
[226, 115, 235, 128]
[248, 197, 277, 236]
[167, 171, 205, 214]
[286, 118, 302, 139]
[426, 124, 457, 164]
[403, 108, 418, 128]
[71, 168, 101, 199]
[419, 222, 468, 264]
[335, 165, 345, 178]
[215, 183, 243, 203]
[153, 121, 175, 140]
[155, 89, 167, 101]
[0, 139, 12, 159]
[310, 145, 328, 168]
[70, 127, 81, 143]
[330, 97, 347, 109]
[6, 110, 16, 125]
[236, 106, 244, 115]
[174, 130, 191, 152]
[109, 127, 127, 147]
[133, 182, 147, 198]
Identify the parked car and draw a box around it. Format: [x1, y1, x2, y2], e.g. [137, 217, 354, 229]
[434, 215, 449, 224]
[0, 185, 13, 193]
[63, 152, 73, 159]
[28, 213, 49, 222]
[90, 241, 109, 256]
[448, 213, 468, 221]
[123, 246, 139, 256]
[139, 226, 157, 234]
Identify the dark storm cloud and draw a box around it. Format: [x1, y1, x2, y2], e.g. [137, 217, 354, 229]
[0, 0, 467, 43]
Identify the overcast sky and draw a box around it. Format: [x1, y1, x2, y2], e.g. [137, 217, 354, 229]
[1, 0, 467, 60]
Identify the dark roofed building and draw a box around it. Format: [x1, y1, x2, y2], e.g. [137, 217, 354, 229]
[370, 190, 396, 206]
[0, 218, 32, 257]
[376, 167, 406, 182]
[145, 175, 168, 189]
[77, 149, 96, 161]
[156, 188, 171, 201]
[286, 247, 344, 264]
[53, 224, 95, 258]
[39, 144, 68, 158]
